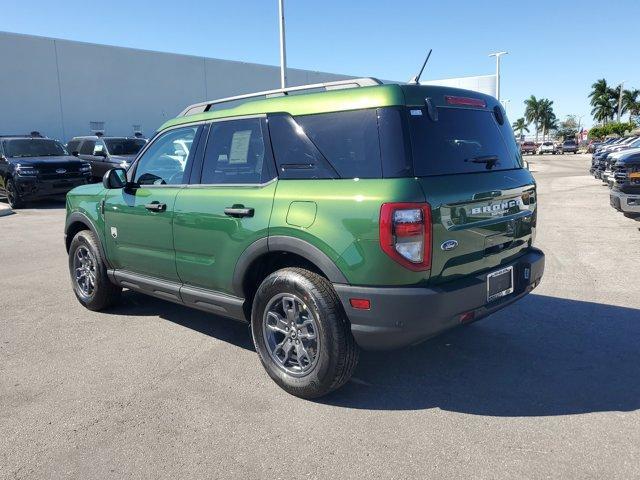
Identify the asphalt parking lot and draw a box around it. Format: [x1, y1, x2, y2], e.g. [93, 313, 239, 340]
[1, 154, 639, 479]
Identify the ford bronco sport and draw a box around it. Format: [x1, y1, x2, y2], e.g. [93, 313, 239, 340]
[64, 78, 545, 398]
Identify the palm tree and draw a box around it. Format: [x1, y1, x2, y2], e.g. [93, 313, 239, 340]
[591, 95, 616, 125]
[622, 89, 640, 122]
[589, 79, 618, 124]
[538, 99, 556, 140]
[524, 96, 541, 142]
[512, 117, 529, 138]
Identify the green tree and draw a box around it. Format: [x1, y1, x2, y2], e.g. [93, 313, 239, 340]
[589, 79, 618, 124]
[622, 89, 640, 122]
[524, 96, 541, 142]
[538, 99, 557, 140]
[556, 115, 579, 140]
[512, 117, 529, 138]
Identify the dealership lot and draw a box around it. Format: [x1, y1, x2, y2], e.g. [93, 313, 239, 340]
[1, 154, 639, 479]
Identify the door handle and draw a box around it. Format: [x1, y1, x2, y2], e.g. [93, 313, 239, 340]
[145, 201, 167, 212]
[224, 206, 254, 218]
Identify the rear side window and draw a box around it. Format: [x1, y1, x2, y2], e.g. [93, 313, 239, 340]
[408, 107, 522, 176]
[268, 114, 337, 180]
[199, 118, 273, 184]
[295, 109, 382, 179]
[79, 140, 95, 155]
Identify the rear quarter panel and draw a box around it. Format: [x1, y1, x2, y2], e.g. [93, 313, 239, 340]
[270, 178, 430, 286]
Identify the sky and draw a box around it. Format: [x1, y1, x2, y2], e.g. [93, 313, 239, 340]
[1, 0, 638, 129]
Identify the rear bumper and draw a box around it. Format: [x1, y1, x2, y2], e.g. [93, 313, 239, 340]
[334, 248, 545, 350]
[610, 190, 640, 213]
[15, 175, 90, 198]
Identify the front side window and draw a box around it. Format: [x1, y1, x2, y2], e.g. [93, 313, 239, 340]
[199, 118, 271, 184]
[134, 126, 199, 185]
[79, 140, 95, 155]
[4, 139, 68, 158]
[66, 140, 81, 154]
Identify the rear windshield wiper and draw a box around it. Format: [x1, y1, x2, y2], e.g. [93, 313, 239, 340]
[465, 155, 499, 169]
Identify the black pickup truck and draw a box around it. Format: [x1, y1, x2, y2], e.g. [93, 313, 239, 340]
[0, 135, 91, 208]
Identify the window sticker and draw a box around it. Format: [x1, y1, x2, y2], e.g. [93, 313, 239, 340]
[229, 130, 252, 164]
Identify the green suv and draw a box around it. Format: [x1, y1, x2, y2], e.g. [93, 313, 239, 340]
[64, 78, 544, 398]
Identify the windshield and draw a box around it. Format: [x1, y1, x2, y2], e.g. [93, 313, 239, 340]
[104, 138, 146, 156]
[407, 107, 521, 176]
[4, 139, 68, 158]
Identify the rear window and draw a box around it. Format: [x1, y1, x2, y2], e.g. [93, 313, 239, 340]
[408, 107, 522, 176]
[104, 138, 146, 156]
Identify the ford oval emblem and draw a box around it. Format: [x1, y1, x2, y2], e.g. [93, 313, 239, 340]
[56, 168, 66, 174]
[441, 240, 459, 251]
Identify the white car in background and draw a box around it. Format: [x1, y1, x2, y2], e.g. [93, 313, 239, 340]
[538, 141, 556, 155]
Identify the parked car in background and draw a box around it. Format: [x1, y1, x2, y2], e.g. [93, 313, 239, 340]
[520, 141, 536, 155]
[64, 79, 544, 398]
[68, 136, 147, 181]
[560, 139, 578, 154]
[610, 149, 640, 217]
[538, 141, 555, 154]
[0, 135, 91, 208]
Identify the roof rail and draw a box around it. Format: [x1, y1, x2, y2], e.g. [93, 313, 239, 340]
[179, 77, 384, 117]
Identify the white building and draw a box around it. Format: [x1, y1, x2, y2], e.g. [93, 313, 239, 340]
[0, 31, 354, 141]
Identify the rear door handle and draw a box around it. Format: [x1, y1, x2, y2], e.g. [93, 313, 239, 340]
[224, 206, 254, 218]
[145, 201, 167, 212]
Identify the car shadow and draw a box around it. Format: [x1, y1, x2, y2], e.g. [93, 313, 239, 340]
[106, 291, 254, 351]
[320, 294, 640, 416]
[0, 197, 67, 210]
[105, 291, 640, 416]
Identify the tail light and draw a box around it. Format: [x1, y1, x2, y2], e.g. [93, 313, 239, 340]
[379, 202, 432, 271]
[445, 95, 486, 108]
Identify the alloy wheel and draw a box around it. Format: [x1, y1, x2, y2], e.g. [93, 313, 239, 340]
[73, 246, 97, 298]
[262, 293, 320, 376]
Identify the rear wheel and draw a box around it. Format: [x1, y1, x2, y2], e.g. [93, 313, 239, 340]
[251, 268, 359, 399]
[6, 178, 24, 209]
[68, 230, 121, 311]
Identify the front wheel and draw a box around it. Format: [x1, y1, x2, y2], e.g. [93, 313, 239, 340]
[6, 178, 24, 209]
[251, 268, 359, 399]
[68, 230, 121, 311]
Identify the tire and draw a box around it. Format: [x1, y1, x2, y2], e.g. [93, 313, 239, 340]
[623, 212, 640, 219]
[68, 229, 121, 311]
[5, 178, 24, 209]
[251, 267, 359, 399]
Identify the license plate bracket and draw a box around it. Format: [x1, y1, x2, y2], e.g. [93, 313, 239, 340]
[487, 266, 514, 303]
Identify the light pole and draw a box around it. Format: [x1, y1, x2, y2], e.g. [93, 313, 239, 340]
[617, 81, 625, 123]
[489, 51, 508, 101]
[278, 0, 288, 89]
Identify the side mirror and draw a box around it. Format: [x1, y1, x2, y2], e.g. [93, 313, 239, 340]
[102, 168, 128, 189]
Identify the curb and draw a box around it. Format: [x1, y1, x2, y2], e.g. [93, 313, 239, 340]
[0, 203, 13, 217]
